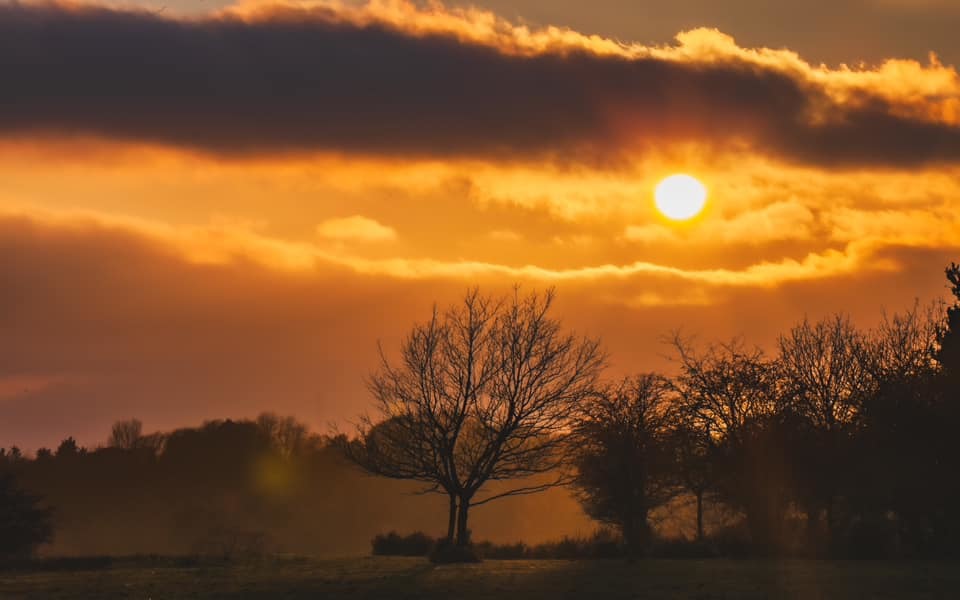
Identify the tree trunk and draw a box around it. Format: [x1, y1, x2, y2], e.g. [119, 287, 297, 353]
[696, 490, 705, 542]
[825, 500, 835, 548]
[623, 514, 637, 560]
[446, 495, 457, 543]
[623, 507, 650, 560]
[455, 497, 471, 546]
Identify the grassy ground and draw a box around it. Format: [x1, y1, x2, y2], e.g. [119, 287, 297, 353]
[1, 556, 959, 599]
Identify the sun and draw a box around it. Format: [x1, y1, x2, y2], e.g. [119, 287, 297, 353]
[654, 174, 708, 221]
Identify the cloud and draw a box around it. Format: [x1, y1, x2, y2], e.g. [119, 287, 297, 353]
[0, 206, 891, 288]
[624, 200, 817, 245]
[0, 1, 959, 168]
[316, 215, 397, 242]
[488, 229, 522, 242]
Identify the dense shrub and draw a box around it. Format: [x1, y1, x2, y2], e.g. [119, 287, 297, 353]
[371, 531, 436, 557]
[526, 530, 623, 559]
[428, 539, 481, 564]
[0, 474, 53, 559]
[191, 527, 270, 560]
[473, 541, 527, 560]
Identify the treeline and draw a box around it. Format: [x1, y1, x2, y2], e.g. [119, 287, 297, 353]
[0, 416, 585, 560]
[0, 415, 341, 559]
[573, 305, 956, 558]
[2, 263, 958, 561]
[343, 264, 960, 560]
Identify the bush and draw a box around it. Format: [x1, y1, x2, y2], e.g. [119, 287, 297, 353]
[371, 531, 436, 557]
[526, 529, 624, 560]
[0, 474, 53, 560]
[428, 539, 481, 564]
[473, 541, 526, 560]
[0, 556, 112, 572]
[191, 527, 270, 560]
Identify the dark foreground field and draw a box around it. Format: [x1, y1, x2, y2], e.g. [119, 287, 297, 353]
[2, 556, 959, 599]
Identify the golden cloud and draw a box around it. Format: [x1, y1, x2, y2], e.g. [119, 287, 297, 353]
[316, 215, 398, 243]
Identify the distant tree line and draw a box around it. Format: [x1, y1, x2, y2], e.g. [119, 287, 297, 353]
[345, 264, 960, 559]
[0, 414, 369, 560]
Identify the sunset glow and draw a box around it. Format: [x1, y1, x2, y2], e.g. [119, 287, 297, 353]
[0, 0, 957, 454]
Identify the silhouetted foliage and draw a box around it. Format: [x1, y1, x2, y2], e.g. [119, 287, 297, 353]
[428, 538, 482, 563]
[0, 474, 53, 559]
[572, 375, 678, 556]
[54, 437, 84, 459]
[671, 337, 790, 553]
[108, 419, 143, 450]
[371, 531, 435, 556]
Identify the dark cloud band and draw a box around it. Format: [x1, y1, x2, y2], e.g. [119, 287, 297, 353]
[1, 3, 958, 167]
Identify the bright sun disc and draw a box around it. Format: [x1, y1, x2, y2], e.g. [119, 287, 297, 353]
[654, 174, 707, 221]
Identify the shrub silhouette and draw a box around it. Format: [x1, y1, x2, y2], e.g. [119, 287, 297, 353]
[371, 531, 435, 557]
[0, 474, 53, 559]
[428, 538, 481, 564]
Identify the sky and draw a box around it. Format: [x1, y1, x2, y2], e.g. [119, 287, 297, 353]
[1, 0, 959, 450]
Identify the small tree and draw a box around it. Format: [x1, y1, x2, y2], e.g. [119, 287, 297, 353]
[343, 288, 604, 550]
[54, 437, 84, 458]
[0, 474, 53, 559]
[256, 413, 312, 458]
[108, 419, 143, 450]
[572, 374, 678, 555]
[671, 403, 713, 542]
[672, 336, 787, 552]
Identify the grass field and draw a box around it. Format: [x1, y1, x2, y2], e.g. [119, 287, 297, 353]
[2, 556, 959, 599]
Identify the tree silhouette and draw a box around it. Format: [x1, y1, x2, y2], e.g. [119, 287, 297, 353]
[256, 413, 313, 458]
[778, 315, 873, 541]
[55, 437, 84, 459]
[572, 375, 678, 556]
[939, 262, 960, 378]
[671, 402, 713, 542]
[671, 336, 787, 553]
[108, 419, 143, 450]
[0, 473, 53, 559]
[344, 288, 604, 549]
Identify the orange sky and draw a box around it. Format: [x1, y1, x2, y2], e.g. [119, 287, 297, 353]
[1, 0, 959, 449]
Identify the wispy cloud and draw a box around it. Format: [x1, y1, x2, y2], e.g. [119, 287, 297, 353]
[316, 215, 397, 243]
[0, 207, 897, 289]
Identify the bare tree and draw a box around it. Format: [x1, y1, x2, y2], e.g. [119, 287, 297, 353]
[342, 288, 604, 547]
[108, 419, 143, 450]
[779, 315, 874, 432]
[777, 315, 877, 540]
[872, 302, 943, 382]
[670, 402, 713, 542]
[572, 374, 679, 555]
[256, 413, 313, 458]
[671, 335, 780, 445]
[671, 335, 787, 551]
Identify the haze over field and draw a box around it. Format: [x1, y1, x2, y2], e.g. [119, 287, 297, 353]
[1, 0, 959, 452]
